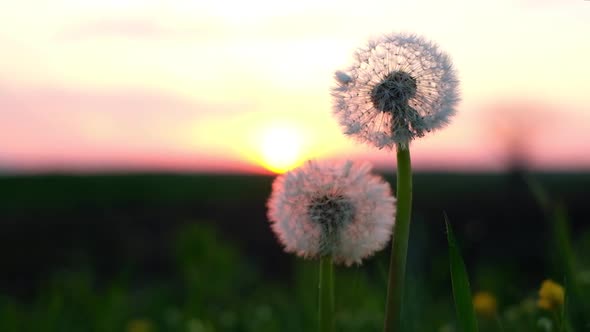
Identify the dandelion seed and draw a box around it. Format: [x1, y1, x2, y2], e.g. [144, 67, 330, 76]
[266, 160, 396, 266]
[332, 33, 460, 149]
[335, 70, 352, 85]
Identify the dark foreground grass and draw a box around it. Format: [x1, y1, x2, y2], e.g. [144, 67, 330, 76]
[0, 221, 455, 332]
[1, 172, 588, 213]
[0, 172, 589, 331]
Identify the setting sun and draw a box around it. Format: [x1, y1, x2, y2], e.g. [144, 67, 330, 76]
[259, 125, 305, 174]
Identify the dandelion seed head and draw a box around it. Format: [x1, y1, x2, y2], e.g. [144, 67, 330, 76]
[332, 33, 460, 149]
[370, 71, 417, 111]
[267, 160, 396, 266]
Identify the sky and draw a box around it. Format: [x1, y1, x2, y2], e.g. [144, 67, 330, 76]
[1, 0, 589, 174]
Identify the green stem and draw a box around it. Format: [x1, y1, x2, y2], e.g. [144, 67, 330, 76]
[319, 255, 334, 332]
[383, 144, 413, 332]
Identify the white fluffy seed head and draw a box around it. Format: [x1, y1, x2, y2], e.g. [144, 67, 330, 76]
[266, 160, 396, 266]
[332, 33, 460, 150]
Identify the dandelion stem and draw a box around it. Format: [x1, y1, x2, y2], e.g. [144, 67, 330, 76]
[384, 145, 412, 332]
[319, 255, 334, 332]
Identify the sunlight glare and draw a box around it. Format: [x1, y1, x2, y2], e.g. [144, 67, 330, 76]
[259, 125, 305, 174]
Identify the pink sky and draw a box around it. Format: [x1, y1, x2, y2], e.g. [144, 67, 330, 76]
[1, 0, 589, 173]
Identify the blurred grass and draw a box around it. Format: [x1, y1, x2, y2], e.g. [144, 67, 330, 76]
[1, 172, 589, 212]
[1, 219, 586, 331]
[446, 215, 478, 332]
[0, 174, 273, 213]
[0, 172, 589, 331]
[526, 176, 590, 330]
[0, 222, 409, 332]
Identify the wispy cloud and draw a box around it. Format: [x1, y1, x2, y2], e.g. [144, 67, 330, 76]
[59, 19, 171, 40]
[0, 82, 255, 169]
[57, 18, 229, 42]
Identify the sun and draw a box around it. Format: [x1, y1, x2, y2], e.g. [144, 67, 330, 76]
[259, 124, 305, 174]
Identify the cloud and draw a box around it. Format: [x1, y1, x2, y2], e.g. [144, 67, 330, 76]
[57, 17, 227, 42]
[0, 82, 253, 168]
[64, 18, 169, 40]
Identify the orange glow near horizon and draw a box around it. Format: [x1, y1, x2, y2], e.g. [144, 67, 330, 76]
[1, 0, 590, 173]
[228, 118, 313, 174]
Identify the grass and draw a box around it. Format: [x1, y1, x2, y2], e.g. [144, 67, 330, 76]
[446, 214, 478, 332]
[0, 172, 589, 331]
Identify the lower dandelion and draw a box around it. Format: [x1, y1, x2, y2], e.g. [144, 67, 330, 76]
[267, 160, 396, 332]
[267, 159, 396, 266]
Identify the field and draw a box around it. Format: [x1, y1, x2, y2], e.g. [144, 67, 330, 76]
[1, 171, 589, 331]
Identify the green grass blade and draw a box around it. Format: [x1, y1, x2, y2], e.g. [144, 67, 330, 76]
[525, 176, 589, 329]
[445, 214, 478, 332]
[318, 256, 334, 332]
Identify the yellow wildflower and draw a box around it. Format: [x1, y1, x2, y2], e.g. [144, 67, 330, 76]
[473, 291, 497, 317]
[127, 319, 154, 332]
[537, 279, 564, 310]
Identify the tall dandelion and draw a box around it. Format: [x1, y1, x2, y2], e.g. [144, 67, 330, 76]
[267, 160, 396, 332]
[332, 33, 460, 332]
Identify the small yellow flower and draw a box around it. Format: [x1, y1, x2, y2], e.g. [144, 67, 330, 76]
[537, 279, 564, 311]
[473, 291, 497, 317]
[127, 319, 154, 332]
